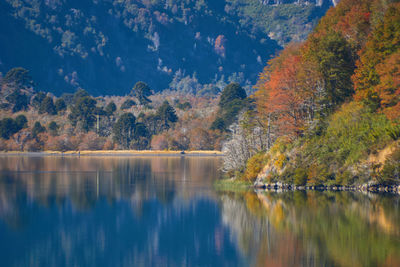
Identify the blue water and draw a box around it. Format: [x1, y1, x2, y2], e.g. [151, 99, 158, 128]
[0, 156, 245, 267]
[0, 156, 399, 267]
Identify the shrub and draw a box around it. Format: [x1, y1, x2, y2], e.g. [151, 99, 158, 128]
[243, 152, 268, 182]
[380, 147, 400, 185]
[294, 168, 307, 186]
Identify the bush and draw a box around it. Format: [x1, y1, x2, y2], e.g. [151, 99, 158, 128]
[294, 168, 307, 186]
[380, 147, 400, 185]
[243, 152, 268, 182]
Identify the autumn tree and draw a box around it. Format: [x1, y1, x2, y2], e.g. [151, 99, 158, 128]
[353, 2, 400, 118]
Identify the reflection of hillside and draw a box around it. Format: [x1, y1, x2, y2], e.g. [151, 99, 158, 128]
[219, 193, 323, 267]
[219, 190, 400, 267]
[0, 156, 221, 228]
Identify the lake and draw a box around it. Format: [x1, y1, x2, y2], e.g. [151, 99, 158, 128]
[0, 156, 399, 267]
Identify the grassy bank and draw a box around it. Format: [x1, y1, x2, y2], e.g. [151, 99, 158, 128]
[214, 178, 252, 192]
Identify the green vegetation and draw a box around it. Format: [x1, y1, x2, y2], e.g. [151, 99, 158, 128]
[223, 0, 400, 188]
[214, 179, 252, 192]
[211, 83, 248, 131]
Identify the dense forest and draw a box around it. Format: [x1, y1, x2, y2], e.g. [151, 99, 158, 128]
[0, 0, 334, 95]
[223, 0, 400, 187]
[0, 67, 252, 151]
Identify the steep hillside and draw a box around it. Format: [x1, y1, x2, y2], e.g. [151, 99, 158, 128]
[0, 0, 333, 96]
[222, 0, 400, 188]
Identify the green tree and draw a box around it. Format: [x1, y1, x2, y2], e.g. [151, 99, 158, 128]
[0, 118, 18, 139]
[211, 83, 248, 131]
[73, 89, 90, 102]
[48, 121, 59, 136]
[32, 121, 46, 137]
[68, 96, 97, 132]
[55, 98, 67, 113]
[3, 67, 34, 88]
[210, 117, 225, 131]
[39, 96, 56, 115]
[6, 90, 29, 112]
[113, 113, 136, 149]
[156, 100, 178, 129]
[15, 115, 28, 131]
[304, 31, 355, 109]
[31, 91, 46, 109]
[120, 99, 136, 110]
[105, 101, 117, 116]
[219, 83, 247, 108]
[131, 81, 152, 105]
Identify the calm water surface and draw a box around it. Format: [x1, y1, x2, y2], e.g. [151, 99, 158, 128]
[0, 156, 399, 267]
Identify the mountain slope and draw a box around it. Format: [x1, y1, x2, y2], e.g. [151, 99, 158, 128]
[0, 0, 333, 96]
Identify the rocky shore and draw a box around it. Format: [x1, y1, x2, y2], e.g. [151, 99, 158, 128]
[254, 181, 400, 194]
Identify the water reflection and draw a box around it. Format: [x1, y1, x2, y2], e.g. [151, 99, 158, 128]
[1, 156, 399, 267]
[0, 156, 243, 267]
[218, 190, 400, 267]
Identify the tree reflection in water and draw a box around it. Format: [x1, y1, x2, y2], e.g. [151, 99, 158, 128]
[0, 156, 399, 267]
[219, 190, 400, 267]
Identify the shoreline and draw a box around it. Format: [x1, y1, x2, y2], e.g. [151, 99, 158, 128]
[254, 182, 400, 194]
[0, 150, 224, 157]
[215, 179, 400, 195]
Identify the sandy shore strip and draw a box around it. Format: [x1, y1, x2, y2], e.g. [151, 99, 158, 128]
[0, 150, 224, 157]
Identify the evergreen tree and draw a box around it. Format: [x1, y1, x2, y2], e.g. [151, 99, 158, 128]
[131, 82, 152, 105]
[211, 83, 248, 131]
[105, 101, 117, 116]
[39, 96, 56, 115]
[3, 67, 34, 89]
[113, 113, 136, 149]
[68, 96, 97, 132]
[32, 121, 46, 137]
[15, 115, 28, 131]
[0, 118, 17, 139]
[120, 99, 136, 110]
[31, 92, 46, 109]
[156, 100, 178, 129]
[219, 83, 247, 108]
[6, 90, 29, 112]
[55, 98, 67, 113]
[48, 121, 59, 136]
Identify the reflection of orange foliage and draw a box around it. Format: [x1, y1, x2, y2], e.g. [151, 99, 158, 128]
[383, 252, 400, 267]
[214, 35, 226, 57]
[256, 232, 303, 267]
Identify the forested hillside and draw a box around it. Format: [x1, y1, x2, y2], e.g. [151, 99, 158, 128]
[0, 0, 333, 96]
[223, 0, 400, 187]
